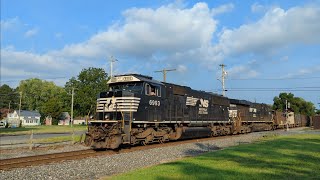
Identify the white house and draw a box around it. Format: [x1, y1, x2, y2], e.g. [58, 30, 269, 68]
[7, 110, 41, 126]
[73, 117, 86, 125]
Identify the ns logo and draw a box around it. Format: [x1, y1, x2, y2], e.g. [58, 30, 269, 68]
[105, 97, 116, 111]
[199, 99, 209, 108]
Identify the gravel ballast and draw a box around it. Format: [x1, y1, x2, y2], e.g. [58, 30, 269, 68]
[0, 128, 318, 180]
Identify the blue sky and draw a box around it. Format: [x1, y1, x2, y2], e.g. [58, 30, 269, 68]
[1, 0, 320, 107]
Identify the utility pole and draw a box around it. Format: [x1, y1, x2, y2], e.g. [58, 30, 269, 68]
[8, 101, 11, 113]
[218, 64, 227, 96]
[285, 100, 290, 131]
[71, 88, 74, 127]
[18, 92, 22, 126]
[154, 68, 176, 82]
[110, 56, 118, 78]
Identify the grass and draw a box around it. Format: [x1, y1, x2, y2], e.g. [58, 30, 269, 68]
[111, 134, 320, 180]
[0, 125, 87, 135]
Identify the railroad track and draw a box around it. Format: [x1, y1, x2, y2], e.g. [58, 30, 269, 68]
[0, 149, 98, 170]
[1, 130, 282, 171]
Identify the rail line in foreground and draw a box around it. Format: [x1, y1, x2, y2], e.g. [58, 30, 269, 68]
[0, 149, 99, 170]
[0, 130, 278, 171]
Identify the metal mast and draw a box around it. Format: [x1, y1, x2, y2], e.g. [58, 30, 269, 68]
[18, 92, 22, 124]
[219, 64, 227, 96]
[71, 87, 74, 127]
[110, 56, 118, 78]
[154, 68, 176, 82]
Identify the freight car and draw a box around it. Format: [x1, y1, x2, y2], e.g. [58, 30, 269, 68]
[273, 111, 311, 129]
[229, 99, 273, 132]
[85, 74, 274, 149]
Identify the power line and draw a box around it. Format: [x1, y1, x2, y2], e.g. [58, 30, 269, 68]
[227, 86, 320, 90]
[226, 89, 320, 92]
[229, 76, 320, 80]
[208, 86, 320, 92]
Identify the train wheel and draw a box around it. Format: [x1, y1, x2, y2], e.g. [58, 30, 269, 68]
[211, 132, 218, 137]
[141, 140, 147, 146]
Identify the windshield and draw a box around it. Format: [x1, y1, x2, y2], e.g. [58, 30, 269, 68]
[110, 82, 143, 93]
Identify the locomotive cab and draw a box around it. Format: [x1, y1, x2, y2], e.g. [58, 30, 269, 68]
[96, 74, 165, 122]
[86, 74, 165, 149]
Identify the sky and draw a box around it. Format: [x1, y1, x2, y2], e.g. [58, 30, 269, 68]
[1, 0, 320, 108]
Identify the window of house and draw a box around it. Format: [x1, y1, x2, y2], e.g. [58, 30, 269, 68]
[145, 83, 161, 97]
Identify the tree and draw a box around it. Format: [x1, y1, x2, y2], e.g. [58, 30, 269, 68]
[41, 97, 64, 125]
[273, 92, 316, 116]
[65, 67, 109, 117]
[0, 84, 19, 109]
[18, 78, 65, 110]
[0, 84, 19, 119]
[17, 78, 69, 123]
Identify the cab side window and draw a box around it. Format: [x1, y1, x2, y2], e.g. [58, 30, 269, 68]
[145, 83, 161, 97]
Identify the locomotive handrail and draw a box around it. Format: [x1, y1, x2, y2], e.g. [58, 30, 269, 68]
[89, 120, 119, 123]
[121, 111, 124, 129]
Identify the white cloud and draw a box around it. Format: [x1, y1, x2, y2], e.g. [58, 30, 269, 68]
[217, 5, 320, 56]
[226, 60, 260, 78]
[2, 2, 319, 86]
[24, 28, 38, 37]
[282, 65, 320, 78]
[2, 66, 41, 78]
[53, 2, 218, 61]
[211, 3, 234, 16]
[2, 2, 224, 85]
[280, 56, 289, 62]
[251, 3, 265, 13]
[55, 33, 63, 38]
[0, 17, 20, 30]
[0, 47, 80, 86]
[177, 64, 187, 73]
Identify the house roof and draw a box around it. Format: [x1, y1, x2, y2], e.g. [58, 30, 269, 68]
[60, 112, 70, 119]
[20, 110, 41, 117]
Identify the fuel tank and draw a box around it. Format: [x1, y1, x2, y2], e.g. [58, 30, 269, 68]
[180, 127, 212, 139]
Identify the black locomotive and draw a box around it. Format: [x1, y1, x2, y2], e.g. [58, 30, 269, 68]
[85, 74, 274, 149]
